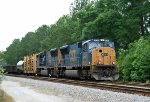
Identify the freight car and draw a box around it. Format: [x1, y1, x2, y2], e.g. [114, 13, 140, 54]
[18, 39, 119, 80]
[3, 65, 17, 74]
[16, 60, 24, 73]
[3, 61, 24, 74]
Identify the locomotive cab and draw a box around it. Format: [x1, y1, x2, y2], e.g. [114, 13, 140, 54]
[37, 51, 50, 76]
[82, 39, 119, 80]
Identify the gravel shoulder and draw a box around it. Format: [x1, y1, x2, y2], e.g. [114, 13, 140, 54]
[1, 76, 150, 102]
[0, 81, 64, 102]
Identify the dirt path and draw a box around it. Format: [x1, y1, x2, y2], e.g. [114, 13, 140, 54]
[0, 81, 64, 102]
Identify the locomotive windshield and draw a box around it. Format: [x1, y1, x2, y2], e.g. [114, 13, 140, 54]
[89, 42, 101, 50]
[89, 40, 115, 52]
[103, 41, 115, 48]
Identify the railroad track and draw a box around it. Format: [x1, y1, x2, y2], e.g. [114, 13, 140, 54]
[6, 74, 150, 96]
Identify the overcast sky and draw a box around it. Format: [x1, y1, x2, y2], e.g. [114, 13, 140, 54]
[0, 0, 74, 51]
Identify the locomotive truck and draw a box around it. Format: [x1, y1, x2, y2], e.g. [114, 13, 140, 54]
[17, 39, 119, 80]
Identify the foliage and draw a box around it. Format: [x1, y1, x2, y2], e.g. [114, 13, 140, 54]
[0, 67, 5, 76]
[0, 52, 6, 78]
[0, 52, 5, 66]
[118, 37, 150, 82]
[4, 39, 21, 65]
[0, 67, 5, 84]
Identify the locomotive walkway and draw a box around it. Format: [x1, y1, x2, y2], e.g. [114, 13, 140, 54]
[7, 74, 150, 96]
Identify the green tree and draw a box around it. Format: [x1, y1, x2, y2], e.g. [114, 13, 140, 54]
[0, 67, 5, 76]
[0, 52, 5, 66]
[118, 37, 150, 82]
[4, 39, 21, 65]
[0, 52, 7, 78]
[20, 32, 36, 56]
[70, 0, 91, 16]
[121, 0, 150, 37]
[41, 15, 80, 50]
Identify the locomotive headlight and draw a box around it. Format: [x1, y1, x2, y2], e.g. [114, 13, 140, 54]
[89, 62, 91, 64]
[112, 62, 115, 65]
[99, 59, 101, 64]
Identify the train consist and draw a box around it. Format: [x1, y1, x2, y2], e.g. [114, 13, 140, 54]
[10, 39, 119, 80]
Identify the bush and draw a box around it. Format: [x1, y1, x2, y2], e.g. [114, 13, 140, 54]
[0, 67, 5, 81]
[118, 37, 150, 82]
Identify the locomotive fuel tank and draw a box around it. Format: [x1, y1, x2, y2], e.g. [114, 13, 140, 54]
[65, 70, 81, 78]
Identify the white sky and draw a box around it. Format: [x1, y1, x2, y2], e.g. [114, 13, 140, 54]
[0, 0, 74, 51]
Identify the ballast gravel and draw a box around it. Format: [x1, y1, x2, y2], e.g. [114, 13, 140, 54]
[1, 76, 150, 102]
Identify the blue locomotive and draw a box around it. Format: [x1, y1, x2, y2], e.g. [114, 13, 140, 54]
[21, 39, 119, 80]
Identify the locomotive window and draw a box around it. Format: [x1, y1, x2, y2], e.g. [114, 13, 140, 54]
[104, 41, 115, 49]
[78, 42, 82, 48]
[89, 42, 100, 50]
[83, 43, 88, 52]
[97, 41, 115, 49]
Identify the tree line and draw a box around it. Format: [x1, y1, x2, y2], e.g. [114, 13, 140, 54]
[1, 0, 150, 82]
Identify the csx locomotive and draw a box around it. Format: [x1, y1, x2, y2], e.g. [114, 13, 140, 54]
[17, 39, 119, 80]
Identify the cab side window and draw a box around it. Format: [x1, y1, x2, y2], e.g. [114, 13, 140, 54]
[83, 43, 88, 52]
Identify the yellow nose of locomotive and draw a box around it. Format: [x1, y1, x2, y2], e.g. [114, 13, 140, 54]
[91, 47, 118, 80]
[92, 47, 116, 66]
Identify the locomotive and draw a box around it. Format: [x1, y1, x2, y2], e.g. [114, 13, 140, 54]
[17, 39, 119, 80]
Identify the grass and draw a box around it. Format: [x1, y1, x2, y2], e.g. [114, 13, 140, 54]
[0, 89, 14, 102]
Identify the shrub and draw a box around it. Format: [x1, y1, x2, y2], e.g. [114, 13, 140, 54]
[0, 67, 5, 82]
[118, 37, 150, 82]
